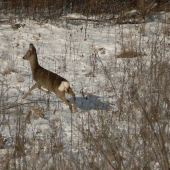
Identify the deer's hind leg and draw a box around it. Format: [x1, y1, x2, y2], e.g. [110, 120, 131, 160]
[67, 87, 77, 112]
[22, 83, 39, 99]
[58, 91, 73, 113]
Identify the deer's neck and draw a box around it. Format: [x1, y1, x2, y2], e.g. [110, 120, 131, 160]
[29, 54, 40, 74]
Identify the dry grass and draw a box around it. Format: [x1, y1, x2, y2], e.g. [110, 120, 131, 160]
[0, 1, 170, 169]
[0, 0, 169, 22]
[31, 104, 44, 119]
[116, 49, 145, 58]
[16, 74, 24, 82]
[3, 60, 15, 75]
[162, 26, 170, 37]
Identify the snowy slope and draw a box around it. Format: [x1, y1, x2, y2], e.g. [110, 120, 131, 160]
[0, 12, 169, 169]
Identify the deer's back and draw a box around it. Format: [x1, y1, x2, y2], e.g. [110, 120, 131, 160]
[33, 66, 68, 92]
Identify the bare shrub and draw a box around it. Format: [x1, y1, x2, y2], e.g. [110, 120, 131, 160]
[162, 26, 170, 37]
[16, 74, 24, 82]
[1, 0, 169, 23]
[75, 55, 170, 169]
[31, 104, 44, 120]
[3, 60, 15, 75]
[116, 49, 144, 58]
[0, 133, 6, 149]
[76, 110, 125, 169]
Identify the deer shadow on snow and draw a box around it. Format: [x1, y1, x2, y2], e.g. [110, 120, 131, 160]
[69, 93, 114, 111]
[24, 92, 113, 112]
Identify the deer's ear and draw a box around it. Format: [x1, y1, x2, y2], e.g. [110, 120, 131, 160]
[29, 43, 36, 53]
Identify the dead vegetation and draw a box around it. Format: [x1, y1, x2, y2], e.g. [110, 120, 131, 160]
[0, 0, 170, 170]
[2, 60, 15, 75]
[116, 49, 145, 58]
[0, 0, 170, 22]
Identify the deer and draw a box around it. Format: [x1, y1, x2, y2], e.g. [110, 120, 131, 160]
[22, 43, 77, 113]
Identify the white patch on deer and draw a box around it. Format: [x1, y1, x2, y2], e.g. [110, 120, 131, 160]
[58, 81, 70, 92]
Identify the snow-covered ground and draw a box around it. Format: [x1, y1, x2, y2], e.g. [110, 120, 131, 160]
[0, 13, 170, 169]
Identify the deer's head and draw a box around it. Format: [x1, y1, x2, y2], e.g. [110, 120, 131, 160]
[23, 43, 36, 61]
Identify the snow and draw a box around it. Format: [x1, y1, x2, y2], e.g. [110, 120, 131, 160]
[0, 17, 116, 144]
[0, 12, 169, 169]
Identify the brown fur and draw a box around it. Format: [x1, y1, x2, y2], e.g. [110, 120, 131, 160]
[22, 43, 77, 113]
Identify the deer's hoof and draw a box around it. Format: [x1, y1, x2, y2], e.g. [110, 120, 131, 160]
[74, 107, 78, 112]
[22, 95, 26, 99]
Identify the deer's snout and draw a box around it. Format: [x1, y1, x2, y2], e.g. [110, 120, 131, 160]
[23, 56, 25, 59]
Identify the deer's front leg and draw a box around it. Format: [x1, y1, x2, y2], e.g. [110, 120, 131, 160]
[38, 86, 50, 94]
[22, 83, 39, 99]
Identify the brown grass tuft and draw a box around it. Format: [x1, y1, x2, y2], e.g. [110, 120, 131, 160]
[3, 60, 15, 75]
[116, 49, 145, 58]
